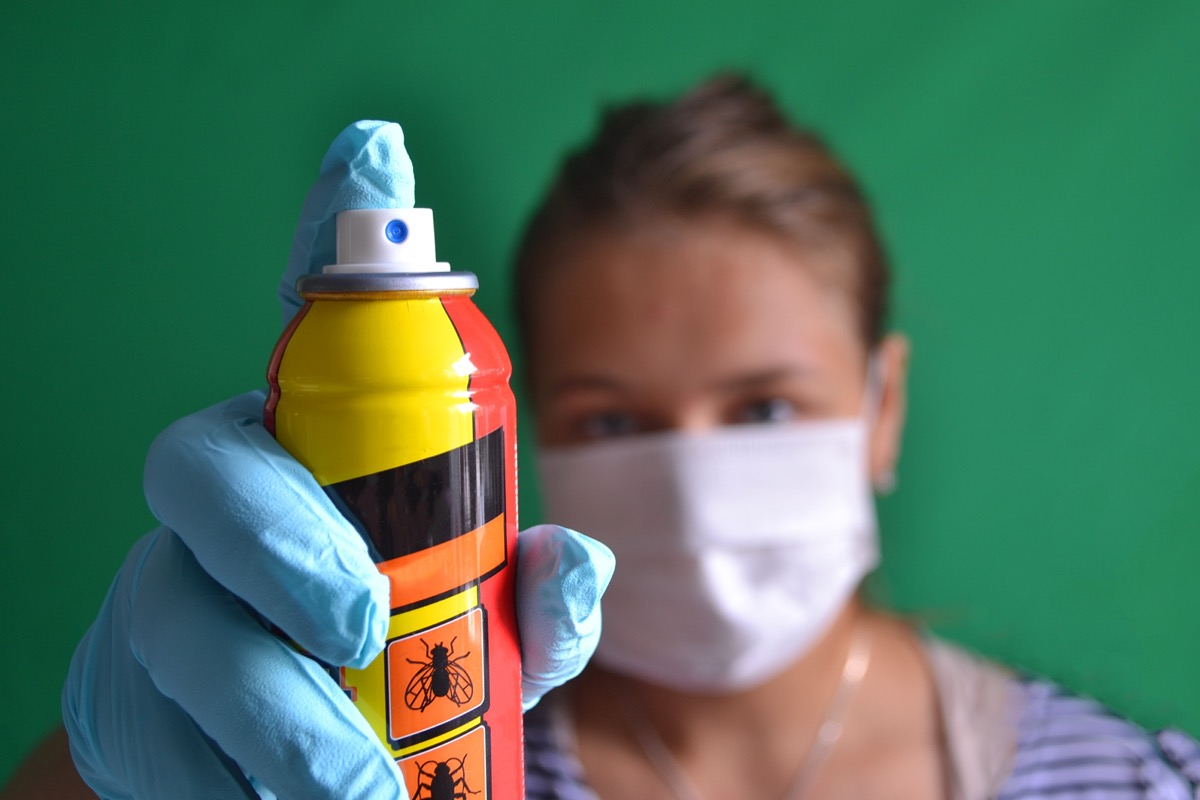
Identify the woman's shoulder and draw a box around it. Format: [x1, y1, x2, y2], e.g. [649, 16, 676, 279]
[921, 636, 1200, 798]
[999, 676, 1200, 799]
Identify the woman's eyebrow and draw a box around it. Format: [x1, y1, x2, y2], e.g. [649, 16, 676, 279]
[545, 375, 630, 397]
[710, 366, 815, 392]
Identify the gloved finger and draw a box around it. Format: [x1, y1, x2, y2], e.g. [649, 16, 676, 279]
[144, 389, 388, 669]
[129, 528, 405, 800]
[63, 534, 261, 800]
[516, 525, 615, 710]
[279, 120, 414, 326]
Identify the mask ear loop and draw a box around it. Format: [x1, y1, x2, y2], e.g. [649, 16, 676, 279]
[862, 351, 897, 495]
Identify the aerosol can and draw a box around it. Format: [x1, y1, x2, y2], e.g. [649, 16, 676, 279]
[266, 206, 522, 798]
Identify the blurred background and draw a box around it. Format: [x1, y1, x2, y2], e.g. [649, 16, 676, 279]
[2, 0, 1198, 783]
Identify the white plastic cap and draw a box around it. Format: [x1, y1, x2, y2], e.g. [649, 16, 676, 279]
[324, 208, 451, 273]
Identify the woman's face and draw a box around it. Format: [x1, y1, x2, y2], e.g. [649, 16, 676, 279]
[526, 220, 909, 482]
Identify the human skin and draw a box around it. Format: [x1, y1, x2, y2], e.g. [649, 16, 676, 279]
[0, 728, 91, 798]
[524, 219, 946, 799]
[528, 220, 907, 473]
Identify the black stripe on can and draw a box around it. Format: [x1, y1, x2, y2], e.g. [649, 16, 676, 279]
[325, 426, 506, 562]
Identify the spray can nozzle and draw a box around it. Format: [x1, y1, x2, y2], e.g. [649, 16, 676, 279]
[324, 208, 450, 274]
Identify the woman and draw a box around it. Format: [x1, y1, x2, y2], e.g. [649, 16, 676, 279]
[510, 75, 1199, 799]
[20, 75, 1200, 799]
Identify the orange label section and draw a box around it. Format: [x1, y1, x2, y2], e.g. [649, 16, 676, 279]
[400, 725, 490, 800]
[379, 514, 507, 610]
[387, 608, 487, 742]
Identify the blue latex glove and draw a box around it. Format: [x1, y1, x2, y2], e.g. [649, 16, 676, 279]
[62, 120, 614, 799]
[277, 119, 414, 328]
[63, 392, 611, 799]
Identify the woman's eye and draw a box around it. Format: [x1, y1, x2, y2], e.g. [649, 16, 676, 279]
[579, 411, 640, 439]
[735, 398, 796, 425]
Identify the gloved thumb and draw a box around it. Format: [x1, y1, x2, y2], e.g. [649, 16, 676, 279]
[516, 525, 614, 710]
[279, 120, 416, 327]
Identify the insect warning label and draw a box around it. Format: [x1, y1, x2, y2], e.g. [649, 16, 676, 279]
[387, 607, 488, 744]
[399, 725, 490, 800]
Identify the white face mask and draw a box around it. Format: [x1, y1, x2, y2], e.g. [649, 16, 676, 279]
[536, 419, 879, 693]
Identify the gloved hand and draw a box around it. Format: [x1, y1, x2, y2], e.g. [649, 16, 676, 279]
[62, 391, 611, 799]
[61, 120, 614, 799]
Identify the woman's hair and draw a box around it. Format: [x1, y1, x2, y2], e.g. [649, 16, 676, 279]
[513, 72, 891, 353]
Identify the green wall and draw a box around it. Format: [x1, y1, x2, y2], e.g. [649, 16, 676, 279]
[3, 0, 1198, 783]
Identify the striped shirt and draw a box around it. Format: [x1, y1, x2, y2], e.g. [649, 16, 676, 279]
[997, 680, 1199, 799]
[524, 677, 1200, 799]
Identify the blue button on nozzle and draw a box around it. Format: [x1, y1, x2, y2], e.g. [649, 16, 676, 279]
[385, 219, 409, 244]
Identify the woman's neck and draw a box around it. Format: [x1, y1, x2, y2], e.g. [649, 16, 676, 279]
[568, 602, 946, 799]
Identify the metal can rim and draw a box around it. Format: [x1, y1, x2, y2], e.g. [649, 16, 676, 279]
[297, 271, 480, 294]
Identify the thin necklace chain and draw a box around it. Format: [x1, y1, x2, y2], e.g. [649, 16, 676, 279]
[616, 625, 873, 800]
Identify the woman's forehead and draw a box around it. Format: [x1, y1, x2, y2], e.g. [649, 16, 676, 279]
[527, 225, 865, 390]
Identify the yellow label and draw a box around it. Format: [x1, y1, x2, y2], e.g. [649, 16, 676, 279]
[272, 298, 474, 484]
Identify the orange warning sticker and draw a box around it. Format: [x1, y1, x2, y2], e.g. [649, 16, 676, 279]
[399, 725, 489, 800]
[387, 607, 487, 743]
[380, 513, 508, 611]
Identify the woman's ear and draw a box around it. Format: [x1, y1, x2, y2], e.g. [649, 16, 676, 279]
[869, 334, 910, 493]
